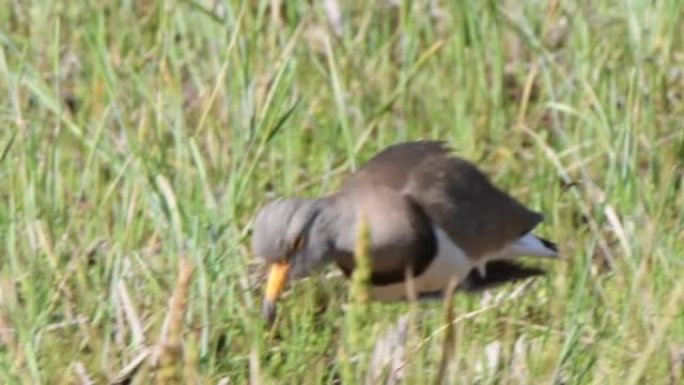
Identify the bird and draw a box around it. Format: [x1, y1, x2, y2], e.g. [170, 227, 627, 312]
[251, 141, 558, 323]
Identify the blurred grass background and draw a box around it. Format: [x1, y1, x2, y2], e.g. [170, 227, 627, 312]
[1, 0, 683, 383]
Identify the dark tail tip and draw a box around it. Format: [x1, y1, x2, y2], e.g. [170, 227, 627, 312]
[538, 237, 558, 252]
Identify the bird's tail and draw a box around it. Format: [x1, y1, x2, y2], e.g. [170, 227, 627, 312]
[507, 233, 558, 258]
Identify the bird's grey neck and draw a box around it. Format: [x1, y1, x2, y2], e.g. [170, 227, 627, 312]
[306, 196, 349, 261]
[281, 196, 347, 280]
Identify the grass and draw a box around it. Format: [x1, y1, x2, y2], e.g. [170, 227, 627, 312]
[1, 0, 683, 383]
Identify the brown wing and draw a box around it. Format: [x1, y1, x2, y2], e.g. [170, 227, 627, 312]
[341, 141, 451, 191]
[343, 141, 542, 259]
[403, 153, 542, 259]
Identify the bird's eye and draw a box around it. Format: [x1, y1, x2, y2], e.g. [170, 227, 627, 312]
[280, 235, 305, 263]
[291, 235, 305, 252]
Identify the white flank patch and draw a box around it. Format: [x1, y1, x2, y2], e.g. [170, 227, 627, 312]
[504, 233, 558, 259]
[370, 226, 474, 301]
[368, 230, 558, 300]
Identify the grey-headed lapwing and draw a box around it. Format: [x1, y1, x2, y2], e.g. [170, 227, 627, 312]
[252, 141, 558, 323]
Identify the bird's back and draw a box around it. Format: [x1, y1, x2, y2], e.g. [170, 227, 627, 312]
[341, 141, 542, 260]
[341, 141, 450, 191]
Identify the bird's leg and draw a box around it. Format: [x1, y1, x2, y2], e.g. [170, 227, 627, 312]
[476, 263, 487, 277]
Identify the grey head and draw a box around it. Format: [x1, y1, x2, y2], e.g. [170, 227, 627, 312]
[251, 197, 337, 323]
[251, 197, 337, 278]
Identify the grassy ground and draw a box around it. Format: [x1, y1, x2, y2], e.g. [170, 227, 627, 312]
[1, 0, 683, 384]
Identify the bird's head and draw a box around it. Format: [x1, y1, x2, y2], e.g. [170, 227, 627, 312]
[251, 198, 333, 324]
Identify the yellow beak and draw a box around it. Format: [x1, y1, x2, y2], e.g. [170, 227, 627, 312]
[263, 261, 290, 324]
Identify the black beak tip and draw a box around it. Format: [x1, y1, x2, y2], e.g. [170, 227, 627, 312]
[262, 300, 277, 326]
[539, 237, 558, 253]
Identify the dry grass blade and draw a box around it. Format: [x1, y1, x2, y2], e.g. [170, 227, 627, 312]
[109, 348, 154, 385]
[155, 258, 194, 385]
[249, 345, 262, 385]
[416, 279, 536, 354]
[603, 205, 632, 260]
[0, 308, 24, 372]
[366, 315, 409, 385]
[73, 361, 94, 385]
[668, 345, 684, 385]
[323, 0, 343, 36]
[117, 280, 146, 348]
[434, 277, 459, 385]
[155, 175, 183, 247]
[625, 279, 684, 385]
